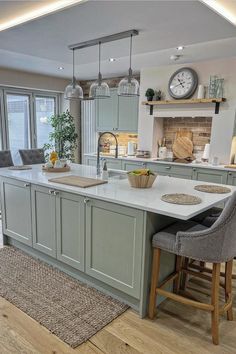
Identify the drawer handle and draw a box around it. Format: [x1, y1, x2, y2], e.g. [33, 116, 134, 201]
[24, 183, 30, 188]
[165, 166, 171, 170]
[84, 198, 90, 204]
[228, 172, 232, 176]
[53, 191, 59, 196]
[49, 189, 54, 195]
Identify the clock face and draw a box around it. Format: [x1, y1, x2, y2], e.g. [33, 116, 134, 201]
[168, 67, 198, 99]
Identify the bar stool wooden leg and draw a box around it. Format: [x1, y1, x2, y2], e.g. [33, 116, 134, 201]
[148, 248, 161, 320]
[173, 256, 182, 294]
[225, 260, 233, 321]
[211, 263, 221, 345]
[180, 257, 189, 291]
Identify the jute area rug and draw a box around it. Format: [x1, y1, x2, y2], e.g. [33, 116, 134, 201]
[0, 246, 128, 348]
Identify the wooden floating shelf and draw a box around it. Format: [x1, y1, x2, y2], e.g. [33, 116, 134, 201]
[142, 98, 226, 115]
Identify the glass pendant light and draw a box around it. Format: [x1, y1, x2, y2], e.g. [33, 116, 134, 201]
[118, 34, 139, 97]
[89, 41, 110, 99]
[64, 48, 83, 100]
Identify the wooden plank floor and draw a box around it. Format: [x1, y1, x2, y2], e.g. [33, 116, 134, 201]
[0, 224, 236, 353]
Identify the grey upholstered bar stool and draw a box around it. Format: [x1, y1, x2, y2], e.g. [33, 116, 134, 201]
[149, 191, 236, 345]
[0, 150, 13, 168]
[19, 148, 45, 165]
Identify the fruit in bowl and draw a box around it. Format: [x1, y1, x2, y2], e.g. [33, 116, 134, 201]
[50, 151, 58, 165]
[128, 169, 157, 188]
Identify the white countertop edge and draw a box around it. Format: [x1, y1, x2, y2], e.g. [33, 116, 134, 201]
[84, 153, 235, 172]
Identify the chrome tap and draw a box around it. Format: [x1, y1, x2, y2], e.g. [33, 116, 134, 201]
[97, 132, 118, 175]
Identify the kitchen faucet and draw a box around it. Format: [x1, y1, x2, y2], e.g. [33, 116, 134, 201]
[97, 132, 118, 175]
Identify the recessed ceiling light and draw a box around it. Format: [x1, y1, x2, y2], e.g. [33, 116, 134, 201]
[176, 46, 184, 51]
[109, 58, 116, 62]
[58, 66, 64, 70]
[0, 0, 84, 32]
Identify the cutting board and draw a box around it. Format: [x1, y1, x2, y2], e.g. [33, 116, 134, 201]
[175, 130, 193, 140]
[49, 175, 108, 188]
[172, 137, 194, 159]
[224, 165, 236, 169]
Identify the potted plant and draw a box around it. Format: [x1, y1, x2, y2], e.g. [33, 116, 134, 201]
[43, 110, 78, 162]
[145, 88, 155, 101]
[155, 90, 162, 101]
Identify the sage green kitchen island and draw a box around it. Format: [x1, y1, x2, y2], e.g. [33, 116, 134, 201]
[0, 164, 235, 317]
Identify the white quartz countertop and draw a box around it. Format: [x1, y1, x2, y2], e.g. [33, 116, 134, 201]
[0, 164, 235, 220]
[84, 153, 236, 172]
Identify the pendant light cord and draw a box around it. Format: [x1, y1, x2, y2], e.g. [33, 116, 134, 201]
[98, 41, 102, 84]
[129, 34, 133, 70]
[72, 48, 75, 86]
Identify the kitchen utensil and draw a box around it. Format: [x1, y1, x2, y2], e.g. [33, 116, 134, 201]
[158, 146, 167, 159]
[49, 175, 108, 188]
[127, 142, 136, 156]
[197, 84, 205, 99]
[172, 137, 194, 159]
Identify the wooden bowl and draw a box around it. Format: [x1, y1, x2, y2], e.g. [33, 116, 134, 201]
[127, 173, 157, 188]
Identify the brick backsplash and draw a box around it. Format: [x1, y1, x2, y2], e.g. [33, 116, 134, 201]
[163, 117, 212, 153]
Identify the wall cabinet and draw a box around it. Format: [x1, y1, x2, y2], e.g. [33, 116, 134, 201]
[95, 88, 139, 132]
[1, 178, 32, 246]
[192, 168, 228, 184]
[56, 191, 85, 271]
[85, 198, 144, 298]
[96, 89, 118, 131]
[32, 185, 56, 257]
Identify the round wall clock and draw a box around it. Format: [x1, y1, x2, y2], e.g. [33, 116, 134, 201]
[168, 67, 198, 99]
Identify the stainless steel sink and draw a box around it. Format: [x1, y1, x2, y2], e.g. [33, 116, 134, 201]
[108, 169, 128, 179]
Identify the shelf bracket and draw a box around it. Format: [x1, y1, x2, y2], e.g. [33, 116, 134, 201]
[145, 103, 153, 115]
[215, 101, 220, 114]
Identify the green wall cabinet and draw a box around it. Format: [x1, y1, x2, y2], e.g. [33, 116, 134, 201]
[32, 185, 56, 257]
[95, 88, 139, 132]
[118, 95, 139, 132]
[85, 198, 144, 298]
[1, 178, 32, 246]
[56, 191, 85, 271]
[192, 168, 228, 184]
[96, 88, 118, 131]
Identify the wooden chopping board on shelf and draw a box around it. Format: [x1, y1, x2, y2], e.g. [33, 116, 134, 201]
[172, 137, 194, 159]
[49, 175, 108, 188]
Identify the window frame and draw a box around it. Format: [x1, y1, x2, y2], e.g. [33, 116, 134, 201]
[0, 86, 61, 151]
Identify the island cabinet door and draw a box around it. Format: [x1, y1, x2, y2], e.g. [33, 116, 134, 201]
[56, 191, 85, 271]
[1, 178, 32, 246]
[31, 185, 56, 258]
[85, 199, 144, 298]
[227, 172, 236, 186]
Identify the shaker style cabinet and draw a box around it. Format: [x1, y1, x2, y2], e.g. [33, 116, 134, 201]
[95, 88, 139, 132]
[146, 163, 193, 179]
[56, 191, 85, 271]
[31, 185, 56, 257]
[85, 198, 144, 298]
[1, 178, 32, 246]
[95, 88, 118, 131]
[192, 168, 228, 184]
[227, 171, 236, 186]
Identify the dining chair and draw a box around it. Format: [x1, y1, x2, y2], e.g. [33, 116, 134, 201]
[148, 191, 236, 345]
[0, 150, 13, 168]
[19, 148, 45, 165]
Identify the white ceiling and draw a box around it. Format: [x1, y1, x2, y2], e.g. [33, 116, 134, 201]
[0, 0, 236, 80]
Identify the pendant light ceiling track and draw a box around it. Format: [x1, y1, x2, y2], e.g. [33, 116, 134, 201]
[68, 29, 138, 51]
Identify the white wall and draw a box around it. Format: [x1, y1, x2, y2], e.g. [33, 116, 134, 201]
[138, 57, 236, 164]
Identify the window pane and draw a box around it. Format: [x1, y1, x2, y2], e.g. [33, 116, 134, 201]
[6, 94, 30, 164]
[36, 96, 55, 148]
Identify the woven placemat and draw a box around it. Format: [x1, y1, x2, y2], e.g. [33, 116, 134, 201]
[8, 165, 32, 170]
[194, 185, 231, 194]
[161, 193, 202, 205]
